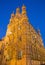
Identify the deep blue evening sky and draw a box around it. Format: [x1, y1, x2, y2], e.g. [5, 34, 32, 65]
[0, 0, 45, 47]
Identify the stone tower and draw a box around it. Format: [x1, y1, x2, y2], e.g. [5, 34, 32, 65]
[0, 5, 45, 65]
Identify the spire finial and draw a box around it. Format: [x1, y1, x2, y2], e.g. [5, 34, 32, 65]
[22, 4, 26, 10]
[23, 4, 25, 6]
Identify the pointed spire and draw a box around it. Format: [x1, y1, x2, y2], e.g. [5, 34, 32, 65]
[22, 4, 26, 10]
[38, 29, 41, 35]
[16, 7, 20, 15]
[22, 4, 26, 15]
[11, 11, 15, 18]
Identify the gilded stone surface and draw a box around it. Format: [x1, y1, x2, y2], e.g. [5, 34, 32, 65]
[0, 5, 45, 65]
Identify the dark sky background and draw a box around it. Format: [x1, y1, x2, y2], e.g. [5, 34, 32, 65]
[0, 0, 45, 47]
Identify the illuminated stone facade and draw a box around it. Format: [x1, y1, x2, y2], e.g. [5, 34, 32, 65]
[0, 5, 45, 65]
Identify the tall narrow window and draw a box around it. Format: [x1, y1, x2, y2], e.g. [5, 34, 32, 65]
[18, 36, 22, 41]
[17, 51, 22, 60]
